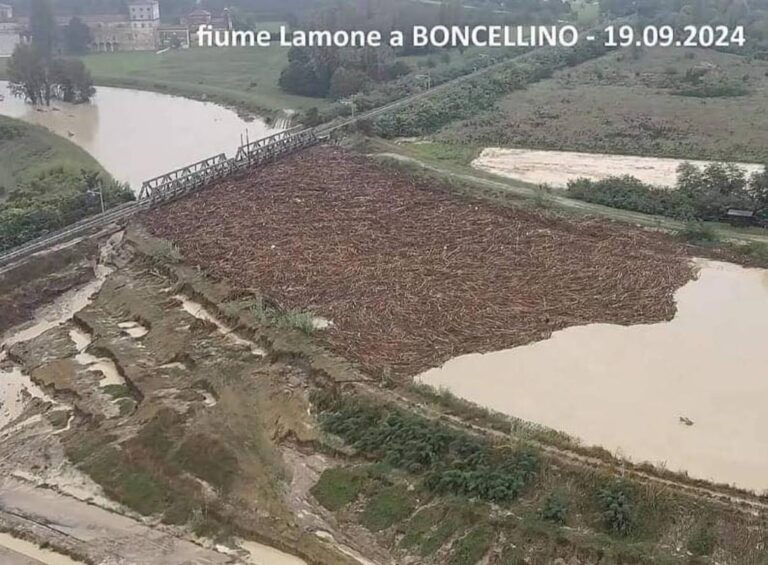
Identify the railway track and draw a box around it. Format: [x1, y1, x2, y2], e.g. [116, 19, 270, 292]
[0, 51, 519, 269]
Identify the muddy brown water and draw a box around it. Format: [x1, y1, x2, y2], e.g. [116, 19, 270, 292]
[417, 260, 768, 492]
[0, 81, 287, 192]
[472, 148, 764, 188]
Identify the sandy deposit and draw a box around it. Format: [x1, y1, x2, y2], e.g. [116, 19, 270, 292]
[472, 148, 765, 188]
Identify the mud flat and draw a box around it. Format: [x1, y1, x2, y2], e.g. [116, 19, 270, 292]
[472, 148, 764, 188]
[0, 532, 83, 565]
[418, 259, 768, 491]
[0, 478, 232, 564]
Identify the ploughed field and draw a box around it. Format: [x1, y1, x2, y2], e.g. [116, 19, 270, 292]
[143, 147, 693, 377]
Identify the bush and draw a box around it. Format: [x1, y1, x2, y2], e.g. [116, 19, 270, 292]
[311, 467, 367, 511]
[679, 221, 719, 245]
[567, 161, 768, 223]
[249, 298, 318, 335]
[317, 395, 540, 503]
[361, 486, 416, 531]
[566, 175, 696, 220]
[0, 166, 133, 252]
[687, 521, 717, 556]
[541, 491, 568, 525]
[598, 481, 633, 535]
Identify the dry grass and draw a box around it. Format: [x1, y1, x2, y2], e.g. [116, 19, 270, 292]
[441, 47, 768, 163]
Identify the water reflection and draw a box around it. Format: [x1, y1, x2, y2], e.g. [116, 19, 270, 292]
[0, 81, 286, 193]
[417, 259, 768, 491]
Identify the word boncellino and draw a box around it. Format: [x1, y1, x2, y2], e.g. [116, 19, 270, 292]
[197, 24, 581, 49]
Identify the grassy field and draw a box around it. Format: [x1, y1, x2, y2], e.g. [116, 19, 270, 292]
[0, 115, 105, 196]
[440, 47, 768, 163]
[80, 46, 330, 116]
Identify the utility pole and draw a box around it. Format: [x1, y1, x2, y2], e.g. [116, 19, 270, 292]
[340, 97, 357, 119]
[415, 73, 431, 90]
[87, 184, 105, 214]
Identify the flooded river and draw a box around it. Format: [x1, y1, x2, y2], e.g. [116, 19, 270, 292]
[0, 81, 286, 192]
[473, 148, 764, 188]
[417, 260, 768, 491]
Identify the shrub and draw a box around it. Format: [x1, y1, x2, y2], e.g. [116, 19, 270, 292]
[598, 481, 633, 535]
[687, 521, 717, 556]
[249, 298, 318, 335]
[541, 491, 568, 525]
[149, 240, 183, 263]
[567, 161, 767, 223]
[318, 395, 539, 503]
[311, 467, 367, 511]
[0, 167, 133, 252]
[679, 222, 719, 245]
[361, 486, 416, 531]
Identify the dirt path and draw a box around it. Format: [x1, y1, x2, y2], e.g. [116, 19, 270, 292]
[0, 478, 233, 564]
[361, 383, 768, 517]
[0, 534, 82, 565]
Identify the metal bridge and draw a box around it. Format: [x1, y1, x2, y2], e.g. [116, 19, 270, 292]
[0, 52, 518, 269]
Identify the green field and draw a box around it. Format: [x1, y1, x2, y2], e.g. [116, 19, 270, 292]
[81, 46, 330, 116]
[0, 115, 105, 197]
[440, 47, 768, 163]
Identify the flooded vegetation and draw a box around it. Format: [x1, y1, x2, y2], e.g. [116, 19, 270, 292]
[0, 81, 286, 191]
[418, 259, 768, 491]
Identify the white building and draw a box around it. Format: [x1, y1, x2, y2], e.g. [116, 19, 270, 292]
[0, 4, 22, 58]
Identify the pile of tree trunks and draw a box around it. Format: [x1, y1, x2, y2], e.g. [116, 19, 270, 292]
[143, 147, 693, 378]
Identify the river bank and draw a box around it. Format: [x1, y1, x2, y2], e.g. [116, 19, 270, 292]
[0, 81, 286, 192]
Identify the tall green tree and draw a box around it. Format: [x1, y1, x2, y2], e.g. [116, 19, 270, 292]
[6, 44, 48, 105]
[50, 58, 95, 103]
[29, 0, 57, 58]
[7, 45, 95, 105]
[63, 17, 93, 54]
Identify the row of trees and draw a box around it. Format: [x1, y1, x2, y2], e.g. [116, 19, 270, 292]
[600, 0, 768, 53]
[316, 392, 540, 504]
[373, 34, 613, 137]
[7, 45, 95, 105]
[566, 162, 768, 221]
[278, 0, 570, 100]
[7, 0, 95, 105]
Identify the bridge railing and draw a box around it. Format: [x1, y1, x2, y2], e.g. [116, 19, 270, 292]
[1, 127, 324, 267]
[138, 128, 321, 205]
[139, 153, 232, 202]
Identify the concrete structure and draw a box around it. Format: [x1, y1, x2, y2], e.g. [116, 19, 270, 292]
[158, 26, 191, 49]
[0, 2, 229, 55]
[0, 3, 23, 57]
[89, 1, 160, 52]
[183, 9, 212, 27]
[0, 3, 13, 21]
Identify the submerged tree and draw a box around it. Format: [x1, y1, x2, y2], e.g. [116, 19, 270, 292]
[6, 44, 49, 105]
[8, 45, 96, 105]
[50, 58, 96, 103]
